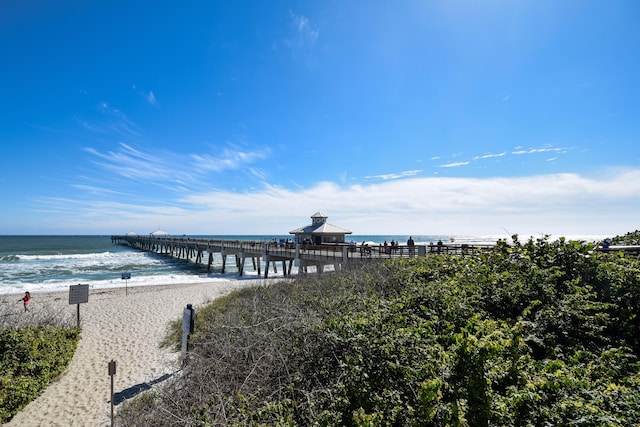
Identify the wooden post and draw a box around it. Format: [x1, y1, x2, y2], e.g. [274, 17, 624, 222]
[263, 255, 270, 278]
[108, 360, 116, 427]
[221, 252, 227, 273]
[238, 254, 245, 276]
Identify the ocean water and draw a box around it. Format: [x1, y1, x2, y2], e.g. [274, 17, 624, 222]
[0, 235, 262, 295]
[0, 233, 602, 296]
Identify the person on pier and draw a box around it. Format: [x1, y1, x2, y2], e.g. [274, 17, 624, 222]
[407, 236, 415, 257]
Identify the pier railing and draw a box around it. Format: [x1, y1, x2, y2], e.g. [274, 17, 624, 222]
[111, 235, 640, 278]
[112, 235, 495, 262]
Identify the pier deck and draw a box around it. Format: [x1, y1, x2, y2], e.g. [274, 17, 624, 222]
[111, 236, 640, 278]
[111, 235, 494, 277]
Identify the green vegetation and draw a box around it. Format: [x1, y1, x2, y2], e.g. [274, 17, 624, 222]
[609, 229, 640, 245]
[0, 299, 80, 424]
[119, 236, 640, 426]
[0, 326, 80, 423]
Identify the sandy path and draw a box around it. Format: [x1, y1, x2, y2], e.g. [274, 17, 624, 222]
[4, 280, 261, 427]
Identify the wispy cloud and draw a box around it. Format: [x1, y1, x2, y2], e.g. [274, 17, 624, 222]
[147, 91, 157, 105]
[437, 145, 568, 169]
[365, 170, 422, 180]
[512, 146, 566, 155]
[191, 146, 270, 173]
[473, 152, 507, 160]
[77, 103, 141, 140]
[439, 161, 470, 168]
[70, 184, 133, 196]
[284, 11, 319, 61]
[288, 11, 319, 45]
[82, 142, 271, 194]
[131, 85, 158, 106]
[83, 143, 171, 182]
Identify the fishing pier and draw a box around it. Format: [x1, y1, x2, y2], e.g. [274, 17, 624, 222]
[111, 213, 494, 278]
[110, 213, 636, 279]
[110, 235, 492, 278]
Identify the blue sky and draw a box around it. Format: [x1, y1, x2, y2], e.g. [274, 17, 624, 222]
[1, 1, 639, 237]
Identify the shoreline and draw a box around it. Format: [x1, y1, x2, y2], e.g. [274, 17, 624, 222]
[4, 279, 273, 427]
[0, 272, 273, 298]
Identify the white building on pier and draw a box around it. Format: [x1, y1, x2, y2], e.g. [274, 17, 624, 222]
[289, 212, 352, 245]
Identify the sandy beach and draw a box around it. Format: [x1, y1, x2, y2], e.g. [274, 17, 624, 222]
[4, 279, 264, 427]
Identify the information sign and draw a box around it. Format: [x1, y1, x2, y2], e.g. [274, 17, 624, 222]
[108, 360, 116, 426]
[69, 284, 89, 305]
[182, 304, 195, 334]
[108, 360, 116, 376]
[181, 304, 196, 363]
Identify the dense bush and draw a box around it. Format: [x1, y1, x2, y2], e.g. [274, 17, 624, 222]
[609, 229, 640, 245]
[0, 295, 80, 424]
[118, 236, 640, 426]
[0, 325, 80, 423]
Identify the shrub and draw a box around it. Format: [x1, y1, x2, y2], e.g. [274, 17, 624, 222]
[116, 236, 640, 426]
[0, 325, 80, 423]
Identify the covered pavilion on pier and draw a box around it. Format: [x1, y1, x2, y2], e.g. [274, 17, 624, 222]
[289, 212, 352, 245]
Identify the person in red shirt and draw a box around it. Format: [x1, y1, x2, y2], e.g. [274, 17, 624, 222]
[19, 291, 31, 312]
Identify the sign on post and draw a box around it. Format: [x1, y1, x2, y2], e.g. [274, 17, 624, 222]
[108, 360, 116, 427]
[121, 272, 131, 296]
[182, 304, 195, 334]
[69, 284, 89, 328]
[108, 360, 116, 375]
[181, 304, 196, 364]
[69, 284, 89, 304]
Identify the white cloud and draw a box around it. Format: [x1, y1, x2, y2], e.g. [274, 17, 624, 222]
[191, 147, 270, 172]
[83, 143, 172, 182]
[78, 103, 142, 139]
[439, 161, 470, 168]
[83, 142, 269, 185]
[147, 91, 157, 105]
[512, 146, 566, 155]
[473, 152, 507, 160]
[284, 11, 319, 54]
[364, 170, 422, 180]
[437, 145, 567, 169]
[290, 12, 319, 43]
[42, 168, 640, 237]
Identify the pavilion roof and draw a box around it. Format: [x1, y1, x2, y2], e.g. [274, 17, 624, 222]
[150, 229, 170, 236]
[289, 222, 352, 235]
